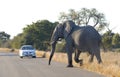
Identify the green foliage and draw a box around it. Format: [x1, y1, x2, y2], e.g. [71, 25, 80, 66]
[11, 20, 58, 50]
[102, 31, 114, 50]
[112, 33, 120, 48]
[0, 31, 10, 40]
[102, 31, 120, 50]
[55, 40, 66, 52]
[11, 33, 24, 49]
[0, 31, 11, 48]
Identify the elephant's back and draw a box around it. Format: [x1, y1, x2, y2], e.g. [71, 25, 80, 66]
[73, 26, 101, 51]
[84, 26, 101, 39]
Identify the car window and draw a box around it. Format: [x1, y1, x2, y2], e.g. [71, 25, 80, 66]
[22, 46, 34, 50]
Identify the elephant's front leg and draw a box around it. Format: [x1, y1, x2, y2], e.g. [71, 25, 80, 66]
[66, 44, 74, 67]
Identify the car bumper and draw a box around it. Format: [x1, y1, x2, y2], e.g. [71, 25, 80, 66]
[19, 51, 36, 57]
[23, 52, 35, 56]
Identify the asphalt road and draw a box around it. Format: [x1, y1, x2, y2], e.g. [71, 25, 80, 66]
[0, 52, 105, 77]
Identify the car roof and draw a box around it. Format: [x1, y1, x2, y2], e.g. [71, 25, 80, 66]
[22, 45, 32, 46]
[20, 45, 34, 49]
[20, 45, 33, 48]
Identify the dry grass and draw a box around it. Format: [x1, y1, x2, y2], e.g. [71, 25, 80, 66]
[0, 48, 13, 52]
[0, 48, 19, 52]
[0, 48, 11, 52]
[36, 51, 120, 77]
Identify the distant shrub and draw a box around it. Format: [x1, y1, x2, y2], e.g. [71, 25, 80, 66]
[116, 49, 120, 52]
[56, 40, 66, 53]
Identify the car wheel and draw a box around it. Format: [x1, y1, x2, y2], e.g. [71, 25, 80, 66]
[32, 56, 36, 58]
[20, 56, 23, 58]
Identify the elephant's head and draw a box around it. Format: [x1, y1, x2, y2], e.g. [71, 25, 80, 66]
[49, 20, 75, 65]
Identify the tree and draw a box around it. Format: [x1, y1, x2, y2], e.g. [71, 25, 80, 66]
[11, 33, 24, 48]
[20, 20, 58, 50]
[0, 31, 10, 48]
[0, 31, 10, 40]
[59, 8, 108, 31]
[112, 33, 120, 48]
[102, 31, 114, 50]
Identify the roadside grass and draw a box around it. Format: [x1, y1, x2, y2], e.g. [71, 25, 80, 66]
[36, 51, 120, 77]
[0, 48, 14, 52]
[0, 48, 19, 52]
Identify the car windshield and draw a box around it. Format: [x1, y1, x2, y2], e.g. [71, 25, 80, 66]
[22, 46, 34, 50]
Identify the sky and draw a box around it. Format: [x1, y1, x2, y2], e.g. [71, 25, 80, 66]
[0, 0, 120, 39]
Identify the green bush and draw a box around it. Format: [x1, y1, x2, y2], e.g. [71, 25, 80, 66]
[56, 40, 66, 53]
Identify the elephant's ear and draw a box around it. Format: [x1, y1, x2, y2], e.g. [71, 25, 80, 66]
[64, 20, 75, 38]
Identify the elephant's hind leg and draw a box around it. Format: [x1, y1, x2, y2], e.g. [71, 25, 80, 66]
[94, 48, 102, 64]
[74, 50, 83, 66]
[74, 50, 81, 63]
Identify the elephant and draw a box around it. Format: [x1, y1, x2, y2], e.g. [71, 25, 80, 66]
[48, 20, 102, 67]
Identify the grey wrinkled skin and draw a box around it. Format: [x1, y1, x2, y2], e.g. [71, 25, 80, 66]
[49, 20, 102, 67]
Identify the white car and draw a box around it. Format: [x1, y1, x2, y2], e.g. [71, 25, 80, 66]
[19, 45, 36, 58]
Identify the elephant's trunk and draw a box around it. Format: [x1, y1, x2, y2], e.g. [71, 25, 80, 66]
[48, 41, 57, 65]
[49, 26, 59, 65]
